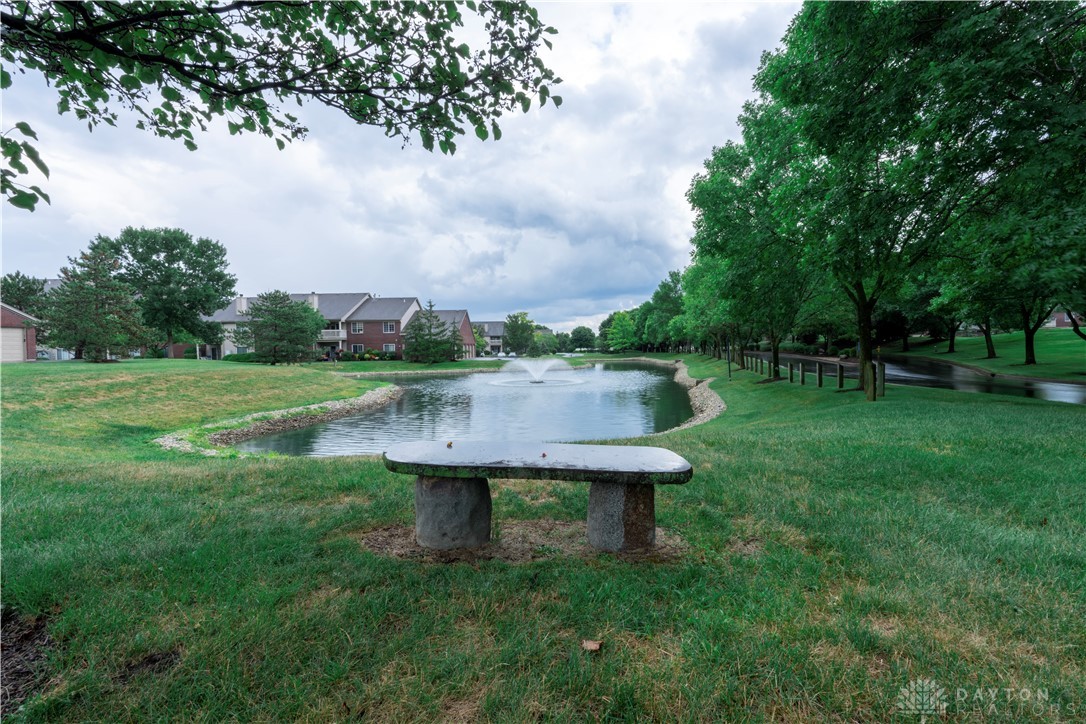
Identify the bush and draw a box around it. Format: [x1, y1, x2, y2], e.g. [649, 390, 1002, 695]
[222, 352, 258, 363]
[182, 347, 197, 359]
[828, 346, 839, 356]
[758, 341, 772, 352]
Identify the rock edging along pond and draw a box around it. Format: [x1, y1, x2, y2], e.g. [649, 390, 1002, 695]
[153, 384, 405, 456]
[153, 360, 726, 456]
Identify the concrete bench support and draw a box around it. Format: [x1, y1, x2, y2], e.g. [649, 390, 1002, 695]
[384, 441, 693, 553]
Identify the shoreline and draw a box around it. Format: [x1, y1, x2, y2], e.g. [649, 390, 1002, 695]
[153, 358, 726, 456]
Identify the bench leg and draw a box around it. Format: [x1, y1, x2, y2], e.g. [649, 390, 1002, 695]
[587, 482, 655, 551]
[414, 476, 492, 549]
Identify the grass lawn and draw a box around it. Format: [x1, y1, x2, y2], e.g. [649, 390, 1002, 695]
[888, 328, 1086, 381]
[2, 357, 1084, 720]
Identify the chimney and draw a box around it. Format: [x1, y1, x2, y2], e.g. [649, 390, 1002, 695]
[308, 292, 319, 310]
[236, 295, 248, 314]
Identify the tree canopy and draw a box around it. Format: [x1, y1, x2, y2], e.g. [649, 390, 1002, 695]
[92, 226, 236, 356]
[0, 270, 46, 316]
[502, 311, 533, 355]
[1, 0, 562, 209]
[39, 247, 151, 361]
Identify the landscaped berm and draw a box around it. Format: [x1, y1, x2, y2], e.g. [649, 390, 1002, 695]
[2, 357, 1084, 721]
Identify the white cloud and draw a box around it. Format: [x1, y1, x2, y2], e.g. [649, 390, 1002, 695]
[0, 2, 800, 334]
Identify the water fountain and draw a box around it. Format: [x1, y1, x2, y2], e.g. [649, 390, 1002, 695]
[495, 358, 581, 386]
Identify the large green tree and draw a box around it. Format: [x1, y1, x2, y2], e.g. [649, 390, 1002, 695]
[502, 311, 534, 355]
[606, 311, 638, 352]
[1, 0, 562, 209]
[569, 325, 595, 351]
[232, 290, 324, 365]
[92, 227, 235, 357]
[39, 247, 151, 361]
[0, 270, 47, 316]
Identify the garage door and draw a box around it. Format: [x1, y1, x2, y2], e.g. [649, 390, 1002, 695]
[1, 327, 28, 362]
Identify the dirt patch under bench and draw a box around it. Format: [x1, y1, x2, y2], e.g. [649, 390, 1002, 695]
[354, 518, 688, 564]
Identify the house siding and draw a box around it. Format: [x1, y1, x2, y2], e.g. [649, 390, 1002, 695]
[1, 304, 38, 362]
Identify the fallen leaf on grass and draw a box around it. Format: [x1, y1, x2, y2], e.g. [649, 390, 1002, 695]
[581, 639, 602, 652]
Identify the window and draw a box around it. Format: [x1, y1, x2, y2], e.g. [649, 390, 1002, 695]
[324, 321, 340, 330]
[383, 344, 396, 353]
[383, 321, 396, 334]
[236, 346, 248, 355]
[352, 344, 365, 354]
[351, 322, 363, 334]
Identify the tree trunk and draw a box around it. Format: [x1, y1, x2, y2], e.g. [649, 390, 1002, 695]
[1021, 302, 1057, 366]
[166, 330, 175, 358]
[1066, 307, 1086, 342]
[856, 297, 877, 401]
[945, 319, 961, 354]
[901, 334, 910, 352]
[980, 317, 997, 358]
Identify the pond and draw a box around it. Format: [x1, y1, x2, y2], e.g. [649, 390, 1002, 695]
[235, 361, 695, 457]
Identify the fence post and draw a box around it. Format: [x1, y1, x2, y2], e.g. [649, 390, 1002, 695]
[788, 362, 794, 383]
[837, 364, 844, 389]
[877, 362, 886, 397]
[800, 364, 806, 385]
[817, 362, 824, 388]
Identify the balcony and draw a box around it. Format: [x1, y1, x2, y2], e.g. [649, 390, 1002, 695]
[320, 329, 347, 341]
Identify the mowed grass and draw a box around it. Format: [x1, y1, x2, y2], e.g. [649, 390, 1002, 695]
[2, 358, 1084, 721]
[891, 328, 1086, 381]
[304, 358, 507, 374]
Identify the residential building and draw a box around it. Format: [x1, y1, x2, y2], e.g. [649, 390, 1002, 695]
[203, 293, 421, 359]
[1046, 310, 1084, 329]
[1, 303, 39, 362]
[476, 320, 505, 355]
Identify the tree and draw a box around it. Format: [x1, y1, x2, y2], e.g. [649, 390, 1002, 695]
[554, 331, 572, 353]
[92, 227, 236, 356]
[232, 290, 324, 365]
[570, 326, 595, 351]
[0, 270, 47, 316]
[403, 300, 451, 363]
[606, 311, 638, 352]
[1, 1, 562, 210]
[503, 311, 534, 355]
[472, 325, 489, 355]
[39, 247, 151, 361]
[643, 271, 684, 353]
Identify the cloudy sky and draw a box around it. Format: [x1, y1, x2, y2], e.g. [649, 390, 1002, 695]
[2, 2, 799, 333]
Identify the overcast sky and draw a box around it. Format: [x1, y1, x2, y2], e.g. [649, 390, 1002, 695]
[2, 2, 799, 333]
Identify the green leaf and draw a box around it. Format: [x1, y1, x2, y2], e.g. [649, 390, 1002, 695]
[0, 69, 10, 90]
[21, 142, 49, 178]
[184, 140, 198, 151]
[275, 138, 285, 151]
[457, 43, 470, 58]
[552, 95, 563, 108]
[119, 74, 143, 92]
[474, 124, 488, 141]
[29, 185, 51, 204]
[161, 86, 184, 102]
[14, 122, 38, 140]
[8, 191, 38, 210]
[492, 123, 502, 141]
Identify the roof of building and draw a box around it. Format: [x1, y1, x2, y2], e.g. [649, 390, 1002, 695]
[205, 292, 371, 323]
[1, 301, 39, 323]
[476, 321, 505, 336]
[347, 297, 420, 321]
[432, 310, 471, 329]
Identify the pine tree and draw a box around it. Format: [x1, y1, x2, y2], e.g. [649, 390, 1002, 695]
[40, 248, 151, 362]
[403, 300, 451, 363]
[233, 290, 325, 365]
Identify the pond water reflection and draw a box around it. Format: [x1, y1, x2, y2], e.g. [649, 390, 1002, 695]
[236, 362, 695, 457]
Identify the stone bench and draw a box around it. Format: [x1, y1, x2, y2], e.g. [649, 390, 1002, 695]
[382, 441, 693, 552]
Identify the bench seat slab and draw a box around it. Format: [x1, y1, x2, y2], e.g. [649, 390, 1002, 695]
[384, 441, 692, 486]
